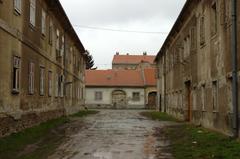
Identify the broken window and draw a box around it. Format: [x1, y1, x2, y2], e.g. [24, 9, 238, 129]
[12, 56, 21, 93]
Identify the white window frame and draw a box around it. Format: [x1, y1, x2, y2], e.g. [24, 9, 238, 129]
[41, 9, 46, 35]
[29, 62, 35, 95]
[39, 67, 45, 96]
[14, 0, 22, 14]
[29, 0, 36, 27]
[12, 56, 21, 93]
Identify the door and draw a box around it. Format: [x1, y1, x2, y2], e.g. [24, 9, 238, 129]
[148, 92, 157, 109]
[112, 90, 127, 109]
[185, 81, 192, 121]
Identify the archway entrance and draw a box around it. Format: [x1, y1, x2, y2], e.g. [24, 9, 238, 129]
[112, 90, 127, 109]
[147, 92, 157, 109]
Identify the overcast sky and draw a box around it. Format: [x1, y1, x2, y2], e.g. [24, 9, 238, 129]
[59, 0, 186, 69]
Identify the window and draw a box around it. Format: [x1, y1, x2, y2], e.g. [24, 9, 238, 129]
[12, 56, 20, 93]
[60, 36, 64, 56]
[56, 29, 60, 54]
[211, 2, 217, 36]
[212, 81, 218, 111]
[190, 27, 196, 49]
[29, 0, 36, 27]
[200, 16, 205, 45]
[55, 74, 58, 97]
[59, 75, 64, 97]
[29, 62, 35, 94]
[39, 67, 45, 96]
[132, 92, 140, 101]
[14, 0, 21, 14]
[41, 9, 46, 35]
[48, 71, 52, 96]
[49, 19, 53, 45]
[95, 91, 102, 101]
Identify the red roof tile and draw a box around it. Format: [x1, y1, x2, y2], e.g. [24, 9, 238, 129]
[143, 68, 157, 86]
[112, 55, 155, 64]
[86, 69, 144, 87]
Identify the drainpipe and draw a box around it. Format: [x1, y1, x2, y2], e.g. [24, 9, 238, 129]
[231, 0, 238, 138]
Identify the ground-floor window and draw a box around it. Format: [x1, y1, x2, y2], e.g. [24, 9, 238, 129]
[12, 56, 21, 94]
[95, 91, 102, 101]
[29, 62, 35, 95]
[39, 67, 45, 96]
[132, 92, 140, 101]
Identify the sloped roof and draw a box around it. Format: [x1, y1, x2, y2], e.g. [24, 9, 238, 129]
[143, 68, 157, 86]
[112, 55, 155, 64]
[86, 68, 157, 87]
[86, 69, 144, 87]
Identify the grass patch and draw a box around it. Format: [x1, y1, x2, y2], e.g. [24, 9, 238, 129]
[0, 110, 99, 159]
[140, 111, 178, 122]
[164, 124, 240, 159]
[70, 110, 99, 118]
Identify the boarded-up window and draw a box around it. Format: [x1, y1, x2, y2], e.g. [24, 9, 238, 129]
[29, 62, 35, 94]
[95, 91, 102, 101]
[29, 0, 36, 26]
[12, 56, 21, 93]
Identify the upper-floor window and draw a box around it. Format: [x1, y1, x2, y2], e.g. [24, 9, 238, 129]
[200, 16, 205, 45]
[95, 91, 102, 101]
[41, 9, 46, 35]
[132, 92, 140, 101]
[56, 29, 60, 52]
[14, 0, 22, 14]
[29, 0, 36, 27]
[29, 62, 35, 94]
[211, 2, 218, 36]
[49, 19, 53, 45]
[12, 56, 21, 94]
[39, 67, 45, 96]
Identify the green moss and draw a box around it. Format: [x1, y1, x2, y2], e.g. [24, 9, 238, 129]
[0, 110, 99, 159]
[165, 125, 240, 159]
[140, 111, 179, 122]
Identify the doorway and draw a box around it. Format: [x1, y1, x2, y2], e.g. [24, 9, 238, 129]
[112, 90, 127, 109]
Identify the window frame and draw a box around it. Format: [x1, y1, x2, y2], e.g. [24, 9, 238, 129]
[41, 9, 46, 36]
[29, 62, 35, 95]
[29, 0, 36, 27]
[132, 92, 140, 101]
[12, 56, 21, 94]
[48, 71, 52, 97]
[39, 66, 45, 96]
[95, 91, 103, 101]
[14, 0, 22, 14]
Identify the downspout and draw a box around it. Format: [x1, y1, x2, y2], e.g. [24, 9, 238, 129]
[231, 0, 239, 138]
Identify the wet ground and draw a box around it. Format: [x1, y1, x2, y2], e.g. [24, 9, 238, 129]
[48, 110, 177, 159]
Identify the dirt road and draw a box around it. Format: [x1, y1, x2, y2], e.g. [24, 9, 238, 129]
[48, 110, 175, 159]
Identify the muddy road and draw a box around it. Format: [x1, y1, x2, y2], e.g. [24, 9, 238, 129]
[48, 110, 176, 159]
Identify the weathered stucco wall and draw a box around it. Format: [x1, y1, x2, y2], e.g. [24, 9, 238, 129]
[156, 0, 240, 136]
[86, 87, 145, 109]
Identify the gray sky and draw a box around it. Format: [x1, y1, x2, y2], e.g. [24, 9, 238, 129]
[59, 0, 186, 69]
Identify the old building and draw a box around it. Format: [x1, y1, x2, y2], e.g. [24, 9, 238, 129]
[85, 68, 156, 109]
[0, 0, 88, 137]
[112, 52, 155, 70]
[155, 0, 240, 136]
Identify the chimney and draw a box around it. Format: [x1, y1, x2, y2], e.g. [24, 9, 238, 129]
[116, 52, 119, 55]
[143, 52, 147, 55]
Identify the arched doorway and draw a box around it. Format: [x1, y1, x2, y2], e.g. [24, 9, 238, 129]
[112, 90, 127, 109]
[147, 92, 157, 109]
